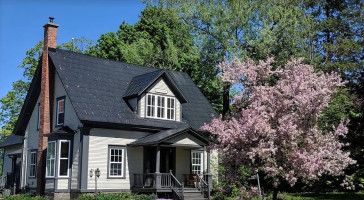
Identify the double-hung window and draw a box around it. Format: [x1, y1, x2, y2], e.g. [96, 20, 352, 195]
[108, 146, 125, 178]
[56, 97, 65, 126]
[191, 151, 204, 175]
[146, 94, 175, 120]
[29, 151, 37, 177]
[146, 95, 155, 117]
[46, 141, 56, 177]
[167, 98, 175, 120]
[58, 140, 70, 177]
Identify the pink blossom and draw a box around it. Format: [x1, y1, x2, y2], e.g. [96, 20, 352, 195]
[201, 57, 356, 187]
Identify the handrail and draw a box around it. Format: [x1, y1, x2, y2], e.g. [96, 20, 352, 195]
[196, 173, 209, 198]
[170, 171, 184, 200]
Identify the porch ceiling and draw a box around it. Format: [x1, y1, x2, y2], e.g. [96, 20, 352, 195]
[128, 126, 209, 147]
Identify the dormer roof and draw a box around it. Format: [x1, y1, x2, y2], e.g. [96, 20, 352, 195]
[123, 70, 187, 103]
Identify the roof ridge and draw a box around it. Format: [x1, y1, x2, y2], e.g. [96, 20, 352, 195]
[49, 47, 161, 71]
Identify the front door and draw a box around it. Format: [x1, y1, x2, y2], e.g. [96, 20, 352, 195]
[144, 146, 176, 174]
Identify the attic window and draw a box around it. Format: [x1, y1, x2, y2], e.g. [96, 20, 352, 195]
[146, 94, 175, 120]
[56, 97, 65, 126]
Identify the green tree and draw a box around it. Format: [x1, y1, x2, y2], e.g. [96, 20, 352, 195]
[86, 6, 222, 109]
[147, 0, 313, 116]
[0, 41, 43, 137]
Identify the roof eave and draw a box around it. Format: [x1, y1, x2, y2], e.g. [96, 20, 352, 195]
[13, 62, 42, 136]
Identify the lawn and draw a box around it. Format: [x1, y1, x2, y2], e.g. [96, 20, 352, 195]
[277, 192, 364, 200]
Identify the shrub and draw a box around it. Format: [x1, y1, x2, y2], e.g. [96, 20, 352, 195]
[75, 192, 157, 200]
[4, 194, 48, 200]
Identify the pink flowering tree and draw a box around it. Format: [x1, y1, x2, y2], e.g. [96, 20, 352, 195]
[201, 57, 356, 199]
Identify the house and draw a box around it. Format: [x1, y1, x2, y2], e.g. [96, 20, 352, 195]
[0, 134, 23, 193]
[0, 18, 218, 200]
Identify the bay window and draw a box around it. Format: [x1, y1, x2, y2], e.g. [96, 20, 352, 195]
[46, 141, 56, 177]
[58, 140, 70, 177]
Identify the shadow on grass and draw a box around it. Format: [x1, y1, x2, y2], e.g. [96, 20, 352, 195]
[288, 192, 364, 200]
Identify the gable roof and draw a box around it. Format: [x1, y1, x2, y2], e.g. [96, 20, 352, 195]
[0, 134, 23, 148]
[129, 126, 208, 146]
[123, 70, 187, 103]
[13, 48, 216, 135]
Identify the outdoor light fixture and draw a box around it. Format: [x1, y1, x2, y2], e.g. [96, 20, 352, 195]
[89, 168, 101, 200]
[89, 169, 94, 178]
[95, 168, 100, 178]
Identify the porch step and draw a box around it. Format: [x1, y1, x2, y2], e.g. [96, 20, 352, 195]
[183, 188, 207, 200]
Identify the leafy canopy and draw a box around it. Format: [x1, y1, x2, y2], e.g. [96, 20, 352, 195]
[202, 57, 356, 194]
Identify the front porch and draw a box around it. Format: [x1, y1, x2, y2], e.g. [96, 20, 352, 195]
[128, 127, 213, 199]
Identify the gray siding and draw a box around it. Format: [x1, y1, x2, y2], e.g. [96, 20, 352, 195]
[175, 147, 191, 181]
[23, 95, 40, 188]
[71, 132, 80, 190]
[2, 146, 22, 176]
[52, 74, 82, 130]
[87, 129, 150, 190]
[128, 98, 138, 112]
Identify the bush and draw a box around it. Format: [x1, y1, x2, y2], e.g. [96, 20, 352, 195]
[75, 192, 157, 200]
[4, 194, 48, 200]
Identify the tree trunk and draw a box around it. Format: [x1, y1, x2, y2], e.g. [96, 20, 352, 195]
[222, 83, 230, 120]
[273, 188, 279, 200]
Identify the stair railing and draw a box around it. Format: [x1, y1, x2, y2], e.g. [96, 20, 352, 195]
[196, 173, 209, 199]
[169, 170, 184, 200]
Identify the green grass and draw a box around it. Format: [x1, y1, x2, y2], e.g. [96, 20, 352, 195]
[276, 192, 364, 200]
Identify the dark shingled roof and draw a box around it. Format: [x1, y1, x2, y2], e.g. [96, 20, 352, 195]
[0, 134, 23, 148]
[123, 69, 187, 103]
[123, 70, 164, 98]
[129, 126, 208, 146]
[48, 48, 216, 131]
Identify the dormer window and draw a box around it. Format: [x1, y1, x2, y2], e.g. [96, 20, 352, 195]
[146, 94, 175, 120]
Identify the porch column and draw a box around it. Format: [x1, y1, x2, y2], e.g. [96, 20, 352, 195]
[207, 149, 211, 174]
[11, 157, 16, 187]
[155, 145, 161, 189]
[206, 148, 212, 200]
[156, 145, 160, 173]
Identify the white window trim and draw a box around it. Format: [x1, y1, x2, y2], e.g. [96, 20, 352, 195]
[56, 98, 65, 126]
[108, 146, 125, 178]
[58, 140, 71, 177]
[191, 150, 204, 175]
[146, 94, 176, 120]
[29, 151, 37, 178]
[46, 141, 56, 178]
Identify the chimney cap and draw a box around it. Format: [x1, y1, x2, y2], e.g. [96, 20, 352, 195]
[43, 17, 59, 28]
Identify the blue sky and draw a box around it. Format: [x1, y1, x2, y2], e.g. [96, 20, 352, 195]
[0, 0, 145, 99]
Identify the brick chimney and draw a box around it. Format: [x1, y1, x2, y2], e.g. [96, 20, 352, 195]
[36, 17, 59, 195]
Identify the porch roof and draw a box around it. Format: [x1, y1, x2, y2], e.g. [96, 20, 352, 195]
[0, 134, 23, 148]
[7, 148, 22, 157]
[129, 126, 209, 146]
